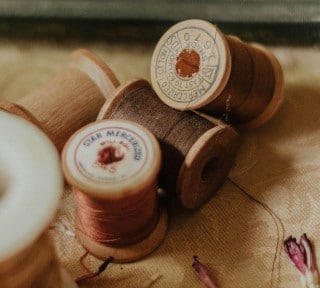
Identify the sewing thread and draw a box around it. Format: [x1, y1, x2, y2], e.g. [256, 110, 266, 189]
[150, 19, 284, 129]
[98, 79, 239, 209]
[62, 119, 168, 262]
[74, 183, 159, 247]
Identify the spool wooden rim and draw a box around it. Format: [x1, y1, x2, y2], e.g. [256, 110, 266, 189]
[0, 111, 63, 261]
[98, 79, 239, 209]
[98, 79, 149, 121]
[62, 119, 162, 199]
[150, 19, 231, 110]
[178, 125, 238, 208]
[237, 43, 285, 129]
[75, 206, 168, 263]
[68, 49, 120, 99]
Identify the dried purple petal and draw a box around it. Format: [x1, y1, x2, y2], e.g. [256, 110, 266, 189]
[192, 256, 219, 288]
[284, 234, 320, 287]
[300, 233, 316, 272]
[284, 235, 306, 274]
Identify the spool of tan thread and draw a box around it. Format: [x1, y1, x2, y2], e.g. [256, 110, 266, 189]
[150, 19, 284, 129]
[62, 119, 168, 263]
[98, 79, 239, 209]
[0, 49, 119, 152]
[0, 110, 77, 288]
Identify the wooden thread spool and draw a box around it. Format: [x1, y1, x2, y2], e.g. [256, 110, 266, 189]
[62, 119, 168, 262]
[150, 19, 284, 129]
[0, 49, 119, 152]
[0, 111, 77, 288]
[97, 79, 239, 209]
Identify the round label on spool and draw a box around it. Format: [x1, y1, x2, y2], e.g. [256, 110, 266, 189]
[151, 19, 231, 110]
[63, 120, 160, 197]
[75, 127, 147, 182]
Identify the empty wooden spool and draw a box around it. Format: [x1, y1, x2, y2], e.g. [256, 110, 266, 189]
[98, 79, 239, 209]
[62, 119, 168, 262]
[0, 49, 119, 152]
[150, 19, 284, 129]
[0, 111, 77, 288]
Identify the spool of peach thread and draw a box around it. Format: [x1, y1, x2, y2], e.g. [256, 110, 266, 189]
[62, 119, 168, 263]
[0, 49, 119, 152]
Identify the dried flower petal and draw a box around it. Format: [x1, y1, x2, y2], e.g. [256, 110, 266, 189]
[192, 256, 219, 288]
[284, 236, 306, 274]
[300, 233, 315, 272]
[284, 234, 320, 288]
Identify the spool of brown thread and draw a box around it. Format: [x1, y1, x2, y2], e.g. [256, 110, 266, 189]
[150, 19, 284, 129]
[0, 49, 119, 152]
[62, 119, 168, 262]
[98, 79, 239, 209]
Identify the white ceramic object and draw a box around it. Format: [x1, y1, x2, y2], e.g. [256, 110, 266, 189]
[0, 110, 77, 288]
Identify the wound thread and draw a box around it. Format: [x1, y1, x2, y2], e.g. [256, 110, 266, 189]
[150, 19, 284, 129]
[74, 183, 159, 247]
[199, 36, 255, 121]
[199, 36, 276, 124]
[0, 49, 119, 152]
[62, 119, 168, 262]
[98, 79, 239, 209]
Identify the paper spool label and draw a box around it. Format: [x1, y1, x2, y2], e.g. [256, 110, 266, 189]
[151, 20, 229, 106]
[74, 126, 148, 183]
[63, 120, 161, 196]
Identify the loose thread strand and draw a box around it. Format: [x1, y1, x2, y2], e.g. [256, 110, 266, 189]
[76, 253, 114, 284]
[227, 177, 285, 288]
[79, 251, 91, 273]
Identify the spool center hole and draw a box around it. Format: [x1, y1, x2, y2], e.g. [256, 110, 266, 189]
[175, 49, 200, 78]
[201, 157, 219, 181]
[97, 144, 126, 165]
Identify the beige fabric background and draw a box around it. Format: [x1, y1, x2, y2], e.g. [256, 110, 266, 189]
[1, 37, 319, 287]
